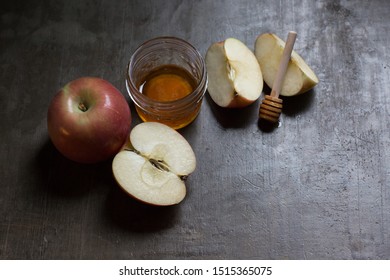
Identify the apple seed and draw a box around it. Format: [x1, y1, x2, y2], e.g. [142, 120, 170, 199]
[123, 148, 188, 181]
[149, 158, 170, 172]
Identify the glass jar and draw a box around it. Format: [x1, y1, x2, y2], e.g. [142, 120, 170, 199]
[126, 37, 207, 130]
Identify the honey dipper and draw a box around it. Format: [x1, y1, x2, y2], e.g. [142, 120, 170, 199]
[259, 31, 297, 123]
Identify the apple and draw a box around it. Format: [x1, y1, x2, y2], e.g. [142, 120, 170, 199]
[255, 33, 319, 96]
[205, 37, 263, 108]
[47, 77, 131, 163]
[112, 122, 196, 206]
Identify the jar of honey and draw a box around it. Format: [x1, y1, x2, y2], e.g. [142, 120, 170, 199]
[126, 37, 207, 129]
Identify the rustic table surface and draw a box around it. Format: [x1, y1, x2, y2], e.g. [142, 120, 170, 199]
[1, 0, 389, 260]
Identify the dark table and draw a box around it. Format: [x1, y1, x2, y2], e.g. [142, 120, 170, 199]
[1, 0, 389, 260]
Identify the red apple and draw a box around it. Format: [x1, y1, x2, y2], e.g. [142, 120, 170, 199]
[47, 77, 131, 163]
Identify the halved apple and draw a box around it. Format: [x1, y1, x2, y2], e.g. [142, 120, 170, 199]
[112, 122, 196, 206]
[205, 38, 263, 107]
[255, 33, 319, 96]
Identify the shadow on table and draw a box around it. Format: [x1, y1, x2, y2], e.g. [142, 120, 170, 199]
[34, 140, 176, 233]
[205, 85, 315, 131]
[105, 186, 179, 233]
[33, 139, 104, 197]
[205, 92, 258, 129]
[257, 84, 316, 132]
[281, 89, 316, 117]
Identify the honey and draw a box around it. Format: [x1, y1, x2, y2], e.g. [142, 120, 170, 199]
[134, 65, 202, 129]
[140, 65, 196, 102]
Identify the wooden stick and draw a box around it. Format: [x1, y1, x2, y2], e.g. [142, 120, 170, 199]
[270, 31, 297, 98]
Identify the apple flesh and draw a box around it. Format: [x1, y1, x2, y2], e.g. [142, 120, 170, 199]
[112, 122, 196, 206]
[205, 38, 263, 108]
[255, 33, 319, 96]
[47, 77, 131, 163]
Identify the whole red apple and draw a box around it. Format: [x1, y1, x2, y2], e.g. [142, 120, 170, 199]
[47, 77, 131, 163]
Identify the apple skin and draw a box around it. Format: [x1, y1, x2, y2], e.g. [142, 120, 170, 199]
[47, 77, 131, 163]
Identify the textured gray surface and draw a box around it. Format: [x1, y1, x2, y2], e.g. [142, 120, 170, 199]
[1, 0, 389, 259]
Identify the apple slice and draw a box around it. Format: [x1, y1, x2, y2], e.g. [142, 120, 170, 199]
[205, 38, 263, 108]
[112, 122, 196, 206]
[255, 33, 319, 96]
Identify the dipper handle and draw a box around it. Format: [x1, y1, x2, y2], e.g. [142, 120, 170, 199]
[270, 31, 297, 97]
[259, 31, 297, 123]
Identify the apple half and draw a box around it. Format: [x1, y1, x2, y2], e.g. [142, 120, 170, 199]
[205, 38, 263, 107]
[112, 122, 196, 206]
[255, 33, 319, 96]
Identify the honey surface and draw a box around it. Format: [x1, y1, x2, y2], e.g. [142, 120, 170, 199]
[143, 73, 193, 101]
[137, 65, 201, 129]
[140, 65, 196, 102]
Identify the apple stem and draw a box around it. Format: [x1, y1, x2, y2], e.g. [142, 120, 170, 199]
[270, 31, 297, 98]
[78, 102, 88, 112]
[179, 175, 188, 181]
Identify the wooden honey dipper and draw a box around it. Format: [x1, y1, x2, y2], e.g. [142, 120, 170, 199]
[259, 31, 297, 123]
